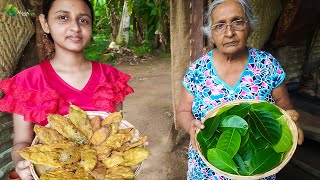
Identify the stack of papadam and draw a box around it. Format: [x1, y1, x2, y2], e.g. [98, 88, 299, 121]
[17, 105, 150, 180]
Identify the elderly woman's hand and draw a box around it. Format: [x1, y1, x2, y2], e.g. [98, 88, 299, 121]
[189, 120, 205, 149]
[286, 109, 304, 145]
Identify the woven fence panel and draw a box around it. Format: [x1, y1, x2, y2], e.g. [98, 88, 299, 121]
[247, 0, 282, 49]
[0, 0, 35, 80]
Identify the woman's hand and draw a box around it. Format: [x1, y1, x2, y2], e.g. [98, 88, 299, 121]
[189, 119, 205, 149]
[15, 160, 33, 180]
[286, 109, 304, 145]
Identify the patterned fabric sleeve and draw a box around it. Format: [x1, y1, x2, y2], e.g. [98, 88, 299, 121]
[0, 77, 64, 126]
[268, 53, 286, 89]
[92, 67, 134, 112]
[182, 62, 197, 96]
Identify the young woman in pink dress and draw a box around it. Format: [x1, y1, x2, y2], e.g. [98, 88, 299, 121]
[0, 0, 133, 179]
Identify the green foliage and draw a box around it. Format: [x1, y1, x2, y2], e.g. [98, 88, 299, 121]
[130, 40, 153, 55]
[218, 115, 248, 136]
[216, 129, 241, 158]
[248, 148, 282, 175]
[197, 102, 293, 176]
[202, 115, 222, 140]
[84, 34, 109, 62]
[85, 0, 170, 59]
[273, 116, 293, 152]
[249, 110, 281, 145]
[207, 148, 239, 174]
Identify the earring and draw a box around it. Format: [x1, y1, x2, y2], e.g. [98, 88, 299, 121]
[42, 33, 55, 60]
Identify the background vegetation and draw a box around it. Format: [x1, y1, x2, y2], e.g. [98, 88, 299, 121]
[84, 0, 170, 63]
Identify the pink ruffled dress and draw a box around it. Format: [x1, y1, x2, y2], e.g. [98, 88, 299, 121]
[0, 60, 134, 126]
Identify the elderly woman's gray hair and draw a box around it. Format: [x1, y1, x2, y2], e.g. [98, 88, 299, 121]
[203, 0, 256, 38]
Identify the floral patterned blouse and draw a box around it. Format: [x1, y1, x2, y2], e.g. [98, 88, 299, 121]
[182, 48, 285, 180]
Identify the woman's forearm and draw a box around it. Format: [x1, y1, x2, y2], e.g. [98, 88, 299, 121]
[177, 111, 195, 134]
[11, 142, 31, 165]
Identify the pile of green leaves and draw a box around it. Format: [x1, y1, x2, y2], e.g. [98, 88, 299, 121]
[197, 102, 293, 176]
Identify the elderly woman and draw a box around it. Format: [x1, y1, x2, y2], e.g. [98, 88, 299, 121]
[176, 0, 304, 179]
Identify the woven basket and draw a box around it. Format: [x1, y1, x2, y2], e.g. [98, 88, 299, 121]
[29, 111, 143, 180]
[196, 100, 298, 180]
[0, 1, 34, 80]
[247, 0, 282, 49]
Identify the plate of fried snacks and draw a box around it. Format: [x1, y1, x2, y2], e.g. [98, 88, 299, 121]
[17, 105, 150, 180]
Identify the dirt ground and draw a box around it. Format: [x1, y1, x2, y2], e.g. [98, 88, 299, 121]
[116, 56, 189, 180]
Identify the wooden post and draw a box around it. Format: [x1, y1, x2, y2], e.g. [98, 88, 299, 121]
[170, 0, 191, 130]
[35, 0, 45, 62]
[191, 0, 204, 61]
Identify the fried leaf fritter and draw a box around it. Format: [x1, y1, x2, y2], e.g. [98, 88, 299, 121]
[74, 167, 95, 180]
[90, 127, 110, 146]
[89, 162, 108, 180]
[69, 105, 94, 140]
[90, 116, 101, 132]
[80, 145, 98, 172]
[102, 153, 125, 168]
[122, 147, 150, 166]
[100, 134, 127, 150]
[117, 136, 148, 152]
[34, 125, 68, 145]
[18, 142, 77, 167]
[39, 169, 74, 180]
[101, 111, 122, 127]
[109, 123, 119, 136]
[104, 175, 125, 180]
[59, 147, 81, 165]
[117, 128, 136, 143]
[30, 105, 149, 180]
[107, 166, 134, 180]
[48, 114, 88, 144]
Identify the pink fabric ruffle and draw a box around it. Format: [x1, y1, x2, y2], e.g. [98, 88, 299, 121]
[0, 79, 64, 125]
[92, 73, 134, 112]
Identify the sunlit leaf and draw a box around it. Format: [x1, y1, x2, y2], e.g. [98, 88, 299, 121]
[216, 129, 241, 158]
[202, 115, 222, 140]
[207, 148, 239, 175]
[216, 105, 235, 116]
[250, 102, 283, 119]
[245, 115, 262, 139]
[226, 103, 250, 118]
[218, 115, 248, 136]
[249, 148, 282, 175]
[273, 116, 293, 152]
[197, 131, 208, 158]
[249, 110, 281, 145]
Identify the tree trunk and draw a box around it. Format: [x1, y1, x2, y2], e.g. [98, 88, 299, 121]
[116, 0, 130, 47]
[108, 1, 122, 41]
[133, 16, 143, 45]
